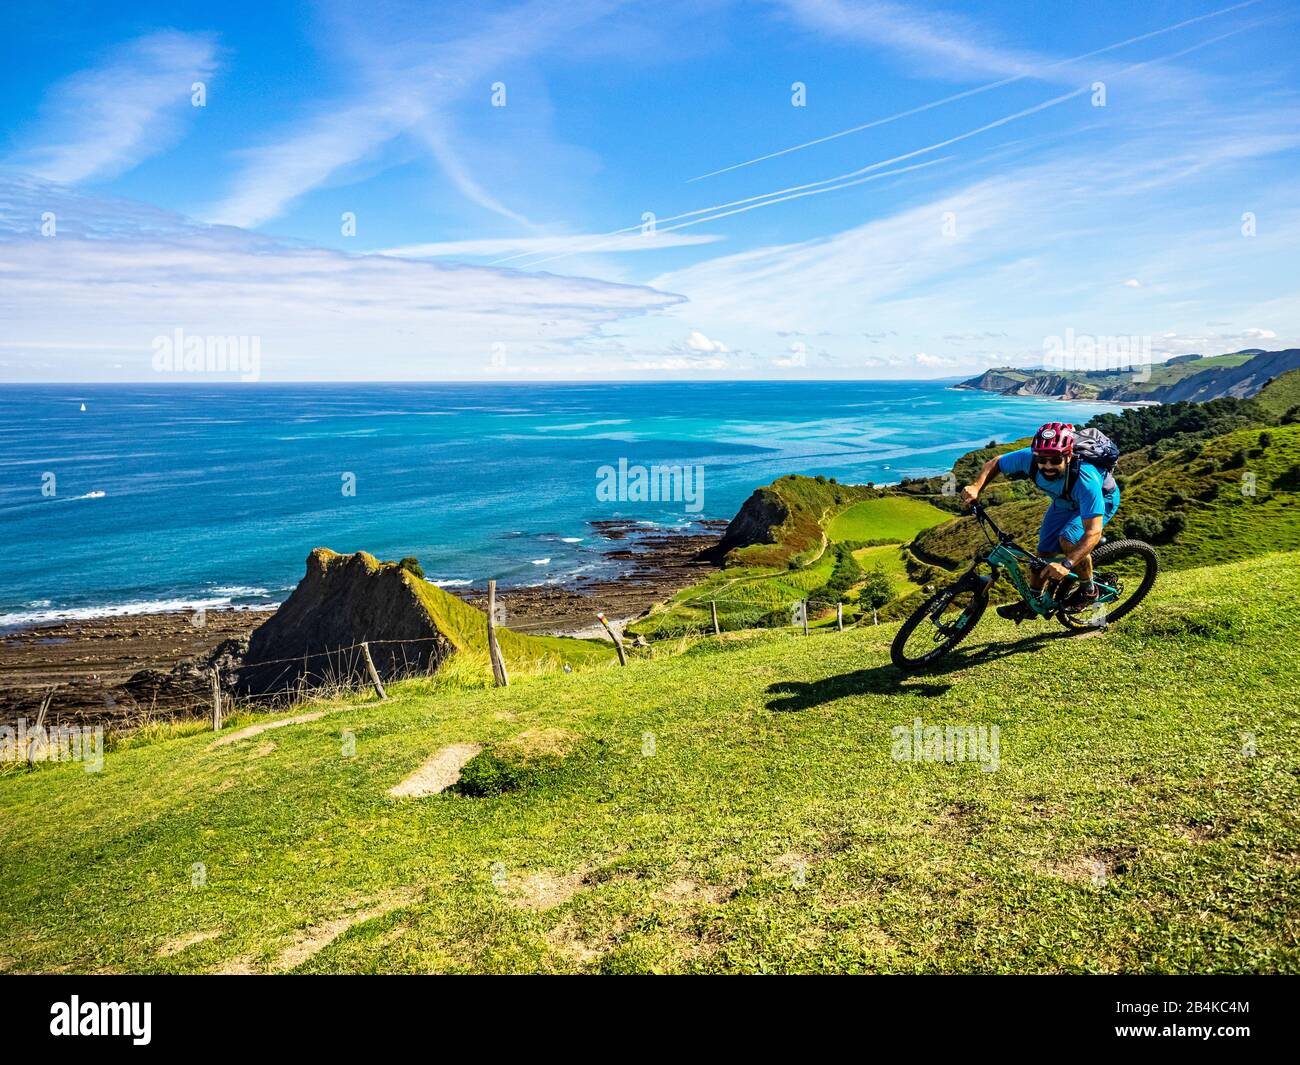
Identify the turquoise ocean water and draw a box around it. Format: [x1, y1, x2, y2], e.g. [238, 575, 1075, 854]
[1, 381, 1121, 628]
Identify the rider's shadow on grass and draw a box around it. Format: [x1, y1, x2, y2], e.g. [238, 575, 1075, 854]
[765, 630, 1076, 712]
[766, 666, 949, 711]
[938, 627, 1085, 668]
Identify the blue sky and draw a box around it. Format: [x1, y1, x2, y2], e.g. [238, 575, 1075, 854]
[1, 0, 1298, 381]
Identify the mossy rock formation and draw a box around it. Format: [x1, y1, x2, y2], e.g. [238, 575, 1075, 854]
[237, 549, 457, 695]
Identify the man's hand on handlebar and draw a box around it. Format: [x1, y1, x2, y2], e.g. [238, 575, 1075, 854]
[960, 485, 980, 506]
[1043, 560, 1072, 582]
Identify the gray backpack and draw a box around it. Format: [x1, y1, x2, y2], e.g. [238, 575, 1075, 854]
[1065, 427, 1120, 495]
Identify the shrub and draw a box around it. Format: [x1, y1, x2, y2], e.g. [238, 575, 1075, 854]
[1259, 431, 1273, 448]
[1122, 513, 1164, 541]
[1122, 511, 1184, 543]
[398, 556, 425, 579]
[457, 729, 586, 796]
[859, 566, 894, 611]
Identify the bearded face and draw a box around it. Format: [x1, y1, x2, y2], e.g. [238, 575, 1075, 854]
[1035, 453, 1068, 480]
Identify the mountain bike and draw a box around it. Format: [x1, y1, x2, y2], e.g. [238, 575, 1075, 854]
[890, 501, 1158, 671]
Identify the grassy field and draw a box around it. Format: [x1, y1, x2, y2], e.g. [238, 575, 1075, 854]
[826, 497, 949, 542]
[3, 552, 1296, 974]
[631, 489, 945, 638]
[1256, 368, 1300, 417]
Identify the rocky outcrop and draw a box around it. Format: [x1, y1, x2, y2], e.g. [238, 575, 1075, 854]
[124, 637, 247, 705]
[953, 368, 1033, 393]
[956, 369, 1097, 399]
[236, 549, 456, 696]
[1006, 374, 1099, 399]
[700, 488, 789, 562]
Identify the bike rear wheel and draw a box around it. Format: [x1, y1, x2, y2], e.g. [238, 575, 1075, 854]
[891, 574, 988, 671]
[1057, 538, 1158, 631]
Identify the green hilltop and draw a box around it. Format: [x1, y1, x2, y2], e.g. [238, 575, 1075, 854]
[1255, 367, 1300, 419]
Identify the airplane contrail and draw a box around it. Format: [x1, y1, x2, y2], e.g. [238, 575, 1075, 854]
[686, 0, 1262, 182]
[498, 84, 1089, 269]
[496, 16, 1270, 271]
[508, 158, 955, 270]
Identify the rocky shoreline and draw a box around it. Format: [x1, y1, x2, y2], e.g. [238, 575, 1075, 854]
[0, 519, 726, 729]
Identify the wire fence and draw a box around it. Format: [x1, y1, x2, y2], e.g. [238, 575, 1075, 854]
[7, 634, 458, 740]
[10, 595, 886, 741]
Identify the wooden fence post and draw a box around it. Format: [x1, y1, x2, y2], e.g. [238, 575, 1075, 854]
[711, 600, 720, 636]
[486, 580, 509, 687]
[27, 688, 53, 763]
[837, 602, 844, 632]
[596, 612, 628, 667]
[209, 669, 223, 730]
[802, 600, 809, 636]
[360, 641, 388, 701]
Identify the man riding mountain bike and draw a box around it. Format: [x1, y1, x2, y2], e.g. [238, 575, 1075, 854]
[961, 422, 1121, 622]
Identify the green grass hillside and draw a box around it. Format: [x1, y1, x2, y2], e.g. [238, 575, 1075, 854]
[403, 566, 614, 674]
[1256, 368, 1300, 418]
[826, 496, 949, 542]
[963, 352, 1266, 400]
[723, 475, 877, 568]
[2, 552, 1296, 973]
[631, 483, 948, 638]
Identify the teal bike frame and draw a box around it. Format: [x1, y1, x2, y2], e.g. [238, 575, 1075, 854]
[970, 503, 1121, 618]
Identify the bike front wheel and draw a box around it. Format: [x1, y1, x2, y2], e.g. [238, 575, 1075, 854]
[1057, 538, 1159, 631]
[891, 574, 988, 671]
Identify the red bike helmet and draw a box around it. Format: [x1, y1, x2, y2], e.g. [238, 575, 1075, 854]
[1032, 422, 1075, 455]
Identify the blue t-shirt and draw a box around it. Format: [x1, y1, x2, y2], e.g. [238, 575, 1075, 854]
[997, 447, 1108, 518]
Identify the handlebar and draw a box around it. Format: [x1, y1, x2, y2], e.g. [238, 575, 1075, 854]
[966, 499, 1056, 573]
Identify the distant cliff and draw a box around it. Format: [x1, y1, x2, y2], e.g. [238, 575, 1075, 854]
[956, 349, 1300, 404]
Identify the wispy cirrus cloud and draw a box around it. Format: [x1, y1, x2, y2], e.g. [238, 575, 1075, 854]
[7, 31, 217, 185]
[0, 177, 685, 381]
[378, 232, 722, 258]
[205, 0, 624, 228]
[779, 0, 1048, 78]
[640, 112, 1300, 372]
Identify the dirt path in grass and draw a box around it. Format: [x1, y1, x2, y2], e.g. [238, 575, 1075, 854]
[208, 710, 329, 748]
[214, 891, 418, 974]
[388, 743, 483, 797]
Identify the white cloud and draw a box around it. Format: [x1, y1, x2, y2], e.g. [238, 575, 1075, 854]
[685, 330, 730, 353]
[643, 113, 1300, 375]
[1245, 327, 1277, 339]
[780, 0, 1045, 79]
[10, 32, 217, 185]
[631, 357, 729, 371]
[1122, 278, 1142, 287]
[914, 352, 954, 367]
[0, 179, 685, 381]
